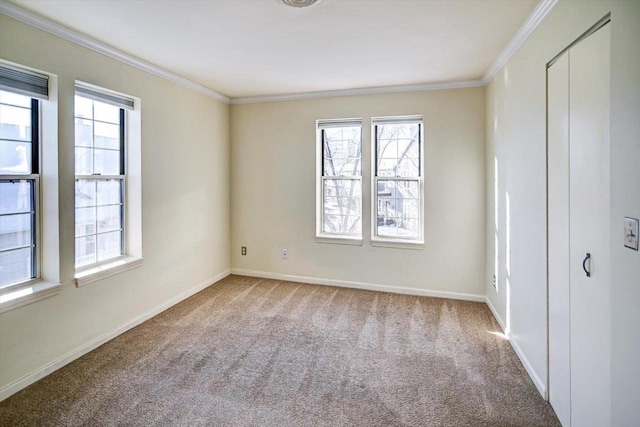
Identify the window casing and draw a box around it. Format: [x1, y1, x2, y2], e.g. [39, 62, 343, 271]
[74, 88, 129, 271]
[0, 90, 40, 290]
[372, 116, 424, 246]
[316, 119, 362, 243]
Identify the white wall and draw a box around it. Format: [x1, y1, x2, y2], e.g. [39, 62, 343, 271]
[231, 88, 486, 299]
[485, 1, 640, 424]
[0, 15, 230, 392]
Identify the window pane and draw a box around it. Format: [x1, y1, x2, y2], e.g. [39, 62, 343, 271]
[94, 122, 120, 150]
[97, 179, 122, 206]
[75, 118, 93, 147]
[94, 149, 120, 175]
[0, 140, 32, 174]
[76, 180, 96, 208]
[323, 179, 361, 198]
[94, 101, 120, 124]
[97, 231, 121, 262]
[323, 126, 361, 176]
[0, 213, 32, 251]
[75, 147, 93, 175]
[376, 123, 420, 178]
[75, 207, 96, 237]
[323, 214, 361, 235]
[376, 179, 420, 239]
[322, 178, 361, 235]
[323, 196, 361, 218]
[0, 180, 33, 215]
[75, 95, 93, 119]
[75, 235, 96, 267]
[0, 247, 32, 287]
[97, 205, 121, 233]
[0, 104, 31, 142]
[0, 90, 31, 108]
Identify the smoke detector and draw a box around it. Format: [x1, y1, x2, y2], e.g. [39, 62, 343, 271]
[281, 0, 322, 8]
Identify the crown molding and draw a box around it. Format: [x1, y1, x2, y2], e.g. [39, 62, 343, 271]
[482, 0, 558, 84]
[2, 0, 557, 105]
[230, 79, 485, 105]
[0, 0, 231, 104]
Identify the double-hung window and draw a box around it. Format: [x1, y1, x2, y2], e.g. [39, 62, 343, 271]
[372, 116, 424, 247]
[0, 64, 48, 290]
[74, 84, 134, 272]
[316, 119, 362, 243]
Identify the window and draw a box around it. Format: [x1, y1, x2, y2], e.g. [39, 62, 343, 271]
[372, 116, 424, 246]
[74, 83, 140, 282]
[0, 90, 39, 289]
[316, 119, 362, 243]
[0, 62, 49, 292]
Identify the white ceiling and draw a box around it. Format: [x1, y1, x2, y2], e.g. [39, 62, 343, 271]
[10, 0, 539, 99]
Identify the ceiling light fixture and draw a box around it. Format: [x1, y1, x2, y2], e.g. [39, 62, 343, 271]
[281, 0, 322, 8]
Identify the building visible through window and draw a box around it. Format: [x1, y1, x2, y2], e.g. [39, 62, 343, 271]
[0, 89, 39, 288]
[373, 116, 423, 244]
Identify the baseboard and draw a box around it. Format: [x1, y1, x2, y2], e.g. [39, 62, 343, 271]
[485, 296, 507, 332]
[0, 269, 231, 402]
[485, 296, 547, 399]
[230, 268, 485, 302]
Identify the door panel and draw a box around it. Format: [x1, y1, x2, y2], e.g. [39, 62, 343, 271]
[548, 52, 571, 427]
[568, 24, 611, 427]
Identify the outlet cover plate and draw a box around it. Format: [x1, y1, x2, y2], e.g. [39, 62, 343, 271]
[624, 217, 639, 251]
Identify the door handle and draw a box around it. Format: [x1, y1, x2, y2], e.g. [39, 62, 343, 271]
[582, 253, 591, 278]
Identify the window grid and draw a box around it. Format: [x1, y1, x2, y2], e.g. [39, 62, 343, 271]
[373, 120, 423, 242]
[0, 90, 39, 289]
[319, 124, 362, 238]
[74, 96, 125, 269]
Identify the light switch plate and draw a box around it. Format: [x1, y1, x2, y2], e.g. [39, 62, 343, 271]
[624, 217, 639, 251]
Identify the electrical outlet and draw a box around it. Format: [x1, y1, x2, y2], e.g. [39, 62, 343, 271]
[624, 217, 639, 251]
[241, 246, 247, 256]
[282, 249, 288, 259]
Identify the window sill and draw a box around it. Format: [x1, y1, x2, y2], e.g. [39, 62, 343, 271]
[316, 235, 363, 246]
[371, 238, 424, 250]
[75, 256, 143, 287]
[0, 281, 62, 314]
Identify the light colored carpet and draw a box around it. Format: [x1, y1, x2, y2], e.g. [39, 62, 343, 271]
[0, 275, 560, 426]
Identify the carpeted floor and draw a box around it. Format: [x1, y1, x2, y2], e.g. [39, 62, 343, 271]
[0, 275, 560, 426]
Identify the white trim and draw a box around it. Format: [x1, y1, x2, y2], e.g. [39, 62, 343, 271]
[0, 0, 556, 104]
[486, 295, 507, 332]
[231, 80, 485, 104]
[485, 296, 547, 399]
[316, 236, 363, 246]
[0, 281, 62, 314]
[370, 239, 424, 250]
[231, 268, 485, 302]
[0, 269, 230, 402]
[75, 256, 144, 287]
[482, 0, 558, 84]
[0, 1, 230, 104]
[510, 332, 547, 399]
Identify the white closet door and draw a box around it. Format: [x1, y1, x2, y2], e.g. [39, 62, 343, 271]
[548, 51, 571, 427]
[569, 24, 611, 427]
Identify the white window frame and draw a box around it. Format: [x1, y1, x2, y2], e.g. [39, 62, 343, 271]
[74, 82, 142, 287]
[371, 115, 425, 249]
[0, 60, 61, 314]
[316, 118, 363, 245]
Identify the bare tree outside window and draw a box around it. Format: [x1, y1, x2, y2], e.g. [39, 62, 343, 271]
[318, 121, 362, 238]
[374, 119, 423, 241]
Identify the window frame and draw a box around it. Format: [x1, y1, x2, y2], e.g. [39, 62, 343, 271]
[371, 116, 425, 249]
[73, 82, 142, 287]
[315, 118, 363, 245]
[74, 102, 127, 272]
[0, 94, 41, 291]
